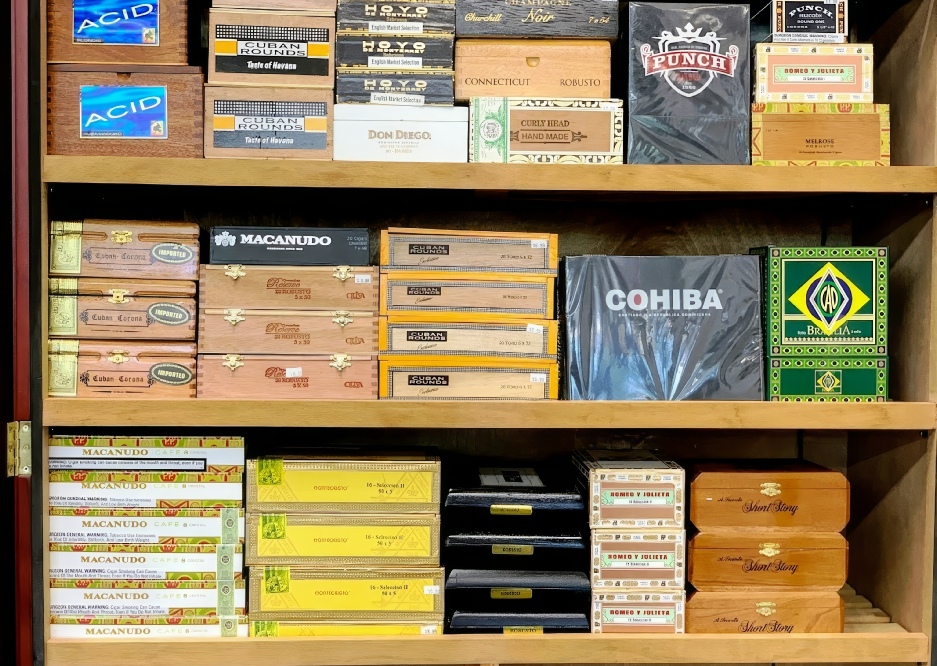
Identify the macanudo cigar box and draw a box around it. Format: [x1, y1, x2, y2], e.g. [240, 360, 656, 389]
[755, 44, 874, 103]
[455, 0, 618, 39]
[333, 104, 468, 162]
[50, 615, 249, 638]
[448, 611, 589, 633]
[338, 0, 456, 34]
[336, 34, 454, 70]
[686, 590, 844, 633]
[246, 454, 442, 513]
[204, 86, 332, 159]
[209, 227, 370, 266]
[48, 471, 243, 509]
[380, 228, 559, 275]
[50, 220, 199, 280]
[773, 1, 847, 43]
[48, 340, 197, 399]
[445, 533, 587, 571]
[208, 10, 335, 88]
[592, 530, 685, 589]
[455, 39, 610, 101]
[49, 507, 245, 544]
[49, 543, 244, 581]
[769, 357, 889, 402]
[48, 65, 203, 157]
[48, 0, 188, 64]
[592, 591, 685, 634]
[752, 103, 890, 166]
[247, 513, 440, 566]
[251, 620, 443, 636]
[336, 71, 455, 105]
[689, 462, 849, 532]
[689, 531, 847, 591]
[48, 435, 245, 472]
[49, 579, 246, 616]
[248, 567, 445, 620]
[49, 278, 196, 341]
[470, 97, 623, 164]
[380, 356, 559, 399]
[199, 264, 379, 311]
[380, 317, 558, 358]
[445, 569, 590, 612]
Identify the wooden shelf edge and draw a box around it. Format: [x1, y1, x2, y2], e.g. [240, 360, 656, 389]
[41, 399, 937, 430]
[42, 157, 937, 193]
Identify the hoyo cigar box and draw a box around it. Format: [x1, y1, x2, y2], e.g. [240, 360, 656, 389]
[48, 543, 244, 580]
[48, 435, 245, 472]
[209, 227, 369, 266]
[773, 1, 847, 43]
[686, 591, 844, 633]
[49, 579, 246, 616]
[592, 530, 685, 589]
[592, 591, 685, 634]
[333, 104, 468, 162]
[336, 71, 455, 105]
[50, 220, 199, 279]
[380, 317, 558, 358]
[755, 44, 874, 103]
[338, 0, 456, 34]
[380, 356, 559, 399]
[48, 65, 203, 157]
[50, 615, 248, 639]
[455, 0, 618, 39]
[48, 470, 244, 508]
[49, 278, 196, 341]
[250, 620, 442, 636]
[336, 34, 454, 70]
[769, 357, 888, 402]
[48, 507, 245, 543]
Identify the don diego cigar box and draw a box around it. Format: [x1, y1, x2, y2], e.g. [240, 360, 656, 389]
[470, 97, 623, 164]
[455, 0, 617, 39]
[380, 317, 558, 358]
[336, 34, 453, 70]
[753, 103, 890, 166]
[448, 611, 589, 633]
[47, 340, 196, 399]
[208, 10, 334, 88]
[49, 278, 196, 341]
[455, 39, 610, 100]
[48, 65, 203, 157]
[49, 507, 245, 544]
[591, 530, 685, 589]
[50, 220, 199, 279]
[50, 615, 249, 638]
[251, 620, 443, 636]
[48, 543, 244, 581]
[445, 569, 590, 613]
[381, 228, 559, 275]
[246, 454, 441, 513]
[204, 86, 332, 159]
[49, 0, 188, 64]
[246, 513, 440, 566]
[50, 579, 246, 616]
[380, 356, 559, 400]
[336, 71, 455, 105]
[773, 1, 847, 43]
[769, 357, 888, 402]
[338, 0, 456, 34]
[48, 470, 244, 508]
[380, 271, 555, 320]
[333, 104, 468, 162]
[690, 462, 849, 532]
[592, 591, 685, 634]
[200, 265, 379, 311]
[574, 450, 685, 529]
[689, 531, 847, 591]
[445, 533, 587, 571]
[209, 227, 369, 266]
[199, 309, 378, 355]
[248, 567, 445, 620]
[48, 435, 245, 473]
[755, 44, 874, 103]
[686, 591, 844, 633]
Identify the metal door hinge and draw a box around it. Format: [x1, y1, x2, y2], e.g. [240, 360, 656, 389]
[6, 422, 31, 477]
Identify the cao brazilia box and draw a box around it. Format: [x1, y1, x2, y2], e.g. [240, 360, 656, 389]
[768, 357, 888, 402]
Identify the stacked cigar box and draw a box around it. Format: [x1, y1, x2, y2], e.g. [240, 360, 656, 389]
[197, 226, 378, 399]
[378, 228, 559, 400]
[48, 220, 200, 399]
[204, 0, 336, 158]
[47, 435, 247, 638]
[575, 450, 687, 634]
[246, 453, 444, 636]
[687, 461, 849, 633]
[444, 462, 591, 633]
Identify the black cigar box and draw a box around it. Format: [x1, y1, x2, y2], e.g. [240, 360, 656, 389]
[447, 611, 590, 634]
[444, 533, 587, 570]
[209, 227, 370, 265]
[445, 569, 591, 613]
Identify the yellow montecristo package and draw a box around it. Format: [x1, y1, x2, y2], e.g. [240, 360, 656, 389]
[250, 620, 443, 637]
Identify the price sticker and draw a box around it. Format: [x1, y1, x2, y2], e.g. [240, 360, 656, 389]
[420, 625, 439, 635]
[530, 373, 548, 383]
[423, 585, 441, 595]
[531, 240, 548, 249]
[285, 368, 303, 378]
[526, 324, 544, 334]
[355, 275, 372, 284]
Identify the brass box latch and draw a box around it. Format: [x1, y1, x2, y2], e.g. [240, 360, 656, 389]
[332, 311, 353, 328]
[332, 266, 353, 282]
[760, 482, 781, 497]
[107, 289, 129, 304]
[107, 350, 130, 364]
[759, 543, 781, 557]
[329, 354, 352, 371]
[222, 354, 244, 371]
[225, 265, 246, 280]
[6, 422, 31, 477]
[224, 309, 246, 326]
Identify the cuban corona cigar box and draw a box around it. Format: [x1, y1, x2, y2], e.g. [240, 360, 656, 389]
[336, 71, 455, 105]
[248, 566, 445, 620]
[592, 591, 685, 634]
[48, 435, 245, 472]
[204, 86, 332, 159]
[48, 470, 244, 508]
[336, 34, 453, 70]
[246, 454, 442, 513]
[50, 615, 249, 638]
[49, 0, 188, 64]
[574, 450, 685, 528]
[686, 591, 844, 633]
[381, 228, 559, 275]
[689, 531, 847, 590]
[689, 462, 849, 531]
[50, 579, 246, 616]
[380, 356, 559, 399]
[250, 620, 443, 636]
[333, 104, 468, 162]
[470, 97, 623, 164]
[49, 507, 245, 544]
[592, 530, 685, 589]
[445, 569, 590, 612]
[338, 0, 456, 34]
[455, 0, 617, 39]
[380, 318, 558, 358]
[50, 220, 199, 279]
[210, 227, 369, 266]
[455, 39, 610, 100]
[448, 611, 589, 634]
[769, 357, 888, 402]
[49, 278, 196, 341]
[199, 265, 379, 311]
[753, 103, 890, 166]
[48, 340, 197, 399]
[773, 1, 847, 43]
[445, 533, 586, 570]
[380, 272, 555, 319]
[48, 65, 203, 157]
[247, 513, 440, 566]
[755, 44, 873, 103]
[208, 10, 334, 88]
[49, 543, 245, 581]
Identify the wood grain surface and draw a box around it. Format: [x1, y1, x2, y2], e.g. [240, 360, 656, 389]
[686, 591, 844, 634]
[758, 112, 886, 162]
[49, 294, 197, 339]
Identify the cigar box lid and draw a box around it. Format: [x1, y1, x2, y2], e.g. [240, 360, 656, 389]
[49, 436, 244, 449]
[575, 449, 677, 471]
[445, 464, 583, 510]
[250, 620, 443, 636]
[203, 308, 375, 317]
[48, 470, 242, 483]
[385, 227, 554, 240]
[448, 611, 589, 630]
[49, 579, 245, 589]
[49, 506, 245, 517]
[456, 38, 609, 51]
[596, 590, 685, 603]
[382, 355, 555, 370]
[204, 353, 375, 362]
[50, 615, 248, 626]
[446, 569, 590, 592]
[49, 542, 244, 554]
[202, 264, 376, 274]
[446, 534, 585, 549]
[49, 278, 197, 298]
[690, 531, 847, 550]
[48, 64, 204, 74]
[48, 339, 198, 358]
[756, 43, 873, 55]
[753, 103, 889, 115]
[691, 461, 848, 489]
[686, 590, 843, 610]
[51, 219, 200, 242]
[384, 270, 552, 283]
[251, 451, 440, 464]
[334, 104, 467, 122]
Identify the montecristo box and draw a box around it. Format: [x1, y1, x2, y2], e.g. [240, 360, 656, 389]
[455, 0, 618, 39]
[48, 543, 244, 581]
[592, 591, 685, 634]
[251, 620, 442, 636]
[49, 579, 246, 616]
[379, 317, 558, 358]
[591, 530, 685, 589]
[50, 615, 249, 639]
[769, 357, 888, 402]
[248, 567, 445, 620]
[49, 508, 244, 544]
[48, 471, 244, 508]
[380, 355, 559, 400]
[755, 43, 873, 103]
[48, 435, 245, 473]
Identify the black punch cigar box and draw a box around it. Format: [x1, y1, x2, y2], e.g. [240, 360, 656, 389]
[209, 227, 370, 265]
[445, 569, 591, 613]
[444, 533, 587, 570]
[447, 611, 590, 634]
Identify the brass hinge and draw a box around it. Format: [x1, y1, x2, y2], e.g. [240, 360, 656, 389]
[6, 422, 32, 477]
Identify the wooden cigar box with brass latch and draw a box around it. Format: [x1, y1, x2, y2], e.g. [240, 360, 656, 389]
[685, 590, 844, 633]
[199, 309, 378, 354]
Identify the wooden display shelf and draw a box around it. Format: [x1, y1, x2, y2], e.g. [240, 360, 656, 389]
[42, 399, 936, 429]
[41, 156, 937, 193]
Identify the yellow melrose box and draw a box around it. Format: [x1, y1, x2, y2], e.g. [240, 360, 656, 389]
[246, 455, 441, 513]
[250, 620, 443, 636]
[248, 567, 445, 620]
[246, 513, 440, 566]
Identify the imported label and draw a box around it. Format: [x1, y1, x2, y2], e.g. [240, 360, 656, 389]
[601, 553, 676, 568]
[492, 544, 534, 555]
[773, 65, 855, 83]
[147, 303, 191, 326]
[369, 21, 424, 33]
[601, 490, 675, 505]
[79, 85, 167, 139]
[491, 588, 532, 599]
[602, 608, 676, 625]
[73, 0, 159, 46]
[368, 56, 423, 68]
[214, 25, 331, 77]
[212, 100, 328, 151]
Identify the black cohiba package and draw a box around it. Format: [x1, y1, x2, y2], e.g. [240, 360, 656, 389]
[564, 256, 764, 400]
[628, 2, 751, 164]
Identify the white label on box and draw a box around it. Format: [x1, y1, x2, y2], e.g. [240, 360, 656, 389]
[371, 93, 425, 106]
[420, 625, 439, 634]
[423, 585, 440, 595]
[530, 373, 548, 383]
[49, 458, 207, 471]
[49, 446, 245, 466]
[48, 514, 245, 543]
[530, 240, 548, 249]
[355, 274, 372, 284]
[48, 482, 243, 508]
[334, 112, 468, 163]
[368, 56, 423, 68]
[49, 587, 245, 615]
[369, 21, 423, 34]
[48, 550, 245, 579]
[285, 367, 302, 378]
[526, 324, 544, 334]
